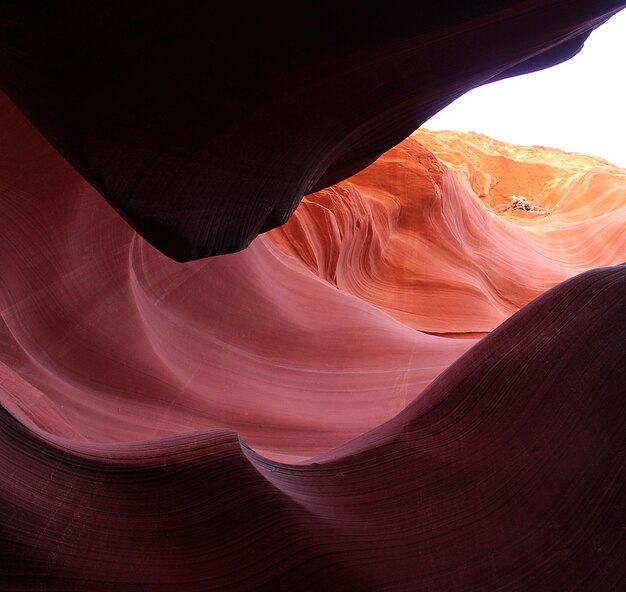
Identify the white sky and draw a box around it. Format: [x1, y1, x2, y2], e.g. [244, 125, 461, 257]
[422, 8, 626, 168]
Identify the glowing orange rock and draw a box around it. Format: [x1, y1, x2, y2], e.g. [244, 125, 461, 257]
[270, 129, 626, 333]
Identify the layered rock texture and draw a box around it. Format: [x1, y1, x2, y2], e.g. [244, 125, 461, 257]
[1, 2, 626, 590]
[1, 1, 625, 260]
[271, 129, 626, 333]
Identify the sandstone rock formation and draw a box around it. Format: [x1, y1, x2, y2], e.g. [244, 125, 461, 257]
[271, 130, 626, 333]
[1, 86, 625, 588]
[1, 2, 625, 590]
[1, 1, 624, 260]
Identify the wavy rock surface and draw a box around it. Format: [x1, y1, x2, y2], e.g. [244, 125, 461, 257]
[1, 86, 625, 589]
[1, 1, 624, 259]
[0, 93, 474, 463]
[271, 130, 626, 333]
[1, 4, 626, 587]
[2, 265, 624, 590]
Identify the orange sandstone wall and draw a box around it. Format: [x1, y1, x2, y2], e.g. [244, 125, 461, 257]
[270, 130, 626, 333]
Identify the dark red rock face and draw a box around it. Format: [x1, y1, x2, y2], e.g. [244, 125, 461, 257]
[0, 1, 624, 260]
[0, 2, 625, 591]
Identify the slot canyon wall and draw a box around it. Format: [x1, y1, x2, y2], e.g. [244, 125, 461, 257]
[0, 2, 625, 590]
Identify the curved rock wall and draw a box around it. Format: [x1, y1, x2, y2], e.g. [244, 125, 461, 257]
[1, 2, 625, 589]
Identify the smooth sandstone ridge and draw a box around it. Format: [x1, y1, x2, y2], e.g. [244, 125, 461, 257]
[270, 129, 626, 333]
[1, 2, 626, 589]
[0, 92, 476, 463]
[1, 86, 625, 590]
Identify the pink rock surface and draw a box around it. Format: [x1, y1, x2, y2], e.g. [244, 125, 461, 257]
[3, 93, 622, 467]
[0, 93, 474, 463]
[1, 92, 625, 591]
[0, 4, 625, 584]
[1, 264, 624, 590]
